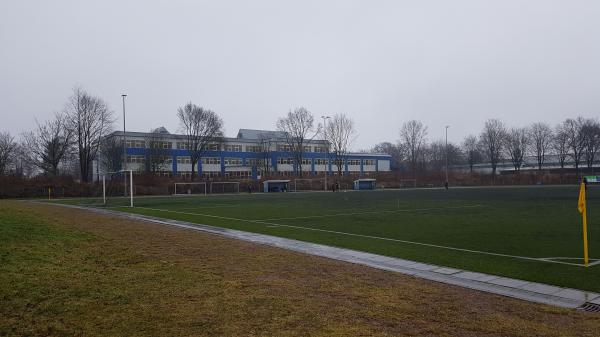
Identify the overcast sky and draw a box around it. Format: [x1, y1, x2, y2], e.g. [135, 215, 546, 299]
[1, 0, 599, 149]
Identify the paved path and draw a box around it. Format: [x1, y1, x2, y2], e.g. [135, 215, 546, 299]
[56, 204, 600, 310]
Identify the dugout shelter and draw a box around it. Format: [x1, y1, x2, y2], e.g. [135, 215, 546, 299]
[353, 178, 376, 190]
[263, 180, 291, 192]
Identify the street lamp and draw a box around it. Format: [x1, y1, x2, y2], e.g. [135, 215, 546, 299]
[122, 94, 127, 196]
[445, 125, 450, 189]
[321, 115, 331, 190]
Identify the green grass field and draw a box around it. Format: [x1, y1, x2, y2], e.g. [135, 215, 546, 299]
[51, 185, 600, 292]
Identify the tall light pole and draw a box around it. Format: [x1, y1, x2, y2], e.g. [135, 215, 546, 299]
[122, 94, 127, 197]
[321, 115, 331, 191]
[445, 125, 450, 189]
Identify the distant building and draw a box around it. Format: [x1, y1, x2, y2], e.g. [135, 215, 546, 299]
[94, 128, 391, 180]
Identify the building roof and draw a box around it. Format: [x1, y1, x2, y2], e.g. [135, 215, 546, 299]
[236, 129, 287, 140]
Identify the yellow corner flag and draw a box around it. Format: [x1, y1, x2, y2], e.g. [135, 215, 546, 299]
[578, 182, 589, 267]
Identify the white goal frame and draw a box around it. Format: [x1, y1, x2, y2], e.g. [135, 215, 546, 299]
[209, 181, 240, 194]
[399, 179, 417, 188]
[293, 178, 327, 192]
[102, 170, 134, 207]
[174, 182, 207, 196]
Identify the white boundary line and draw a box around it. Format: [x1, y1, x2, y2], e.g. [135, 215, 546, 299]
[261, 204, 483, 221]
[132, 206, 596, 268]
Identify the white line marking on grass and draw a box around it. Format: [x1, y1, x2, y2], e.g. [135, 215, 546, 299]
[132, 206, 596, 268]
[260, 204, 483, 221]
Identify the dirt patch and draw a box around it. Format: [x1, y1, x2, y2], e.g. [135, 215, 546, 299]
[3, 201, 600, 337]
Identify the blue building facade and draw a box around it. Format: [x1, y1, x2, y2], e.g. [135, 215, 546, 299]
[98, 128, 391, 180]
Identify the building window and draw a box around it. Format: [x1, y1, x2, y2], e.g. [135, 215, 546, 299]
[246, 145, 262, 152]
[313, 146, 328, 153]
[205, 144, 220, 151]
[224, 157, 242, 166]
[314, 158, 329, 165]
[301, 158, 312, 165]
[277, 157, 294, 165]
[363, 159, 375, 165]
[225, 171, 251, 178]
[125, 140, 146, 148]
[202, 171, 221, 178]
[347, 159, 361, 165]
[177, 156, 191, 164]
[277, 145, 293, 152]
[224, 144, 242, 152]
[201, 157, 221, 165]
[126, 155, 146, 163]
[176, 142, 190, 150]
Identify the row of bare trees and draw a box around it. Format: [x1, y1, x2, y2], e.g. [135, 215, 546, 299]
[372, 117, 600, 178]
[1, 87, 114, 182]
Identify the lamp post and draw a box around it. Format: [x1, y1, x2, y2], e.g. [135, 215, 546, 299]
[445, 125, 450, 189]
[321, 115, 331, 191]
[122, 94, 127, 196]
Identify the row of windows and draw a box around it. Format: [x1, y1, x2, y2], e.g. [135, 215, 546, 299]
[135, 156, 377, 166]
[125, 139, 330, 153]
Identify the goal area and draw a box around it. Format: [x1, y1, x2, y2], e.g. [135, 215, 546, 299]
[99, 170, 134, 207]
[210, 181, 240, 194]
[293, 178, 327, 192]
[174, 182, 207, 196]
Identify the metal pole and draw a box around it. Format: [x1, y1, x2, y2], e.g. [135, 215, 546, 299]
[122, 94, 127, 196]
[129, 170, 133, 207]
[445, 125, 449, 188]
[321, 115, 330, 191]
[102, 175, 106, 206]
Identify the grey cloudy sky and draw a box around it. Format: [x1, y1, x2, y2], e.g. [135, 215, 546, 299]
[1, 0, 599, 149]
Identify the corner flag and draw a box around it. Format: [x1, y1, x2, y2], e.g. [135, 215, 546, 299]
[578, 182, 586, 214]
[578, 182, 589, 267]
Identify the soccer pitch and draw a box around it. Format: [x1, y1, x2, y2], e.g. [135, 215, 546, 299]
[52, 185, 600, 292]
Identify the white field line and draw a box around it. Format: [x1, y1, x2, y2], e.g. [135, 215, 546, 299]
[133, 206, 595, 268]
[261, 204, 483, 221]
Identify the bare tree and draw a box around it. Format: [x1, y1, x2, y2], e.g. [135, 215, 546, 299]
[479, 119, 506, 178]
[257, 134, 273, 176]
[371, 142, 403, 171]
[145, 128, 171, 173]
[553, 124, 569, 170]
[562, 117, 586, 174]
[0, 131, 16, 175]
[65, 87, 114, 182]
[21, 113, 73, 177]
[504, 127, 529, 171]
[98, 135, 123, 173]
[324, 113, 357, 176]
[462, 135, 481, 173]
[582, 118, 600, 169]
[529, 122, 553, 171]
[177, 102, 224, 181]
[399, 120, 428, 178]
[276, 107, 319, 177]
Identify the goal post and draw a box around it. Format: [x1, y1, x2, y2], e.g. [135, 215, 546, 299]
[293, 178, 327, 192]
[399, 179, 417, 188]
[209, 181, 240, 194]
[174, 182, 207, 196]
[102, 170, 134, 207]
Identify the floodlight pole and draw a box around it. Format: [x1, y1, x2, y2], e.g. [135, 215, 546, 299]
[122, 94, 128, 197]
[321, 115, 331, 191]
[129, 170, 133, 207]
[445, 125, 450, 188]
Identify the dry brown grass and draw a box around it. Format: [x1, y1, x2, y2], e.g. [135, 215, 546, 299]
[2, 200, 600, 336]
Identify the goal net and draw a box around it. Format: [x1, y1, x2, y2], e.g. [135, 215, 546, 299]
[209, 181, 240, 194]
[399, 179, 417, 188]
[293, 178, 327, 192]
[174, 182, 207, 196]
[92, 170, 134, 208]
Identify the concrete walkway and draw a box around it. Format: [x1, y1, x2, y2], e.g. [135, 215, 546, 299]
[58, 204, 600, 310]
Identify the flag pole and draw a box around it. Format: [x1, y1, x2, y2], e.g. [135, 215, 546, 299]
[579, 181, 589, 267]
